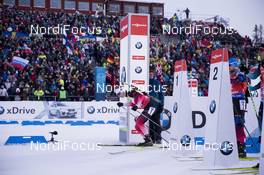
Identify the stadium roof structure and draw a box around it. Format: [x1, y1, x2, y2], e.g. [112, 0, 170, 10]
[116, 0, 165, 4]
[2, 0, 164, 16]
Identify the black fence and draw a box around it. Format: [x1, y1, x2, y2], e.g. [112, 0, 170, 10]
[0, 94, 119, 101]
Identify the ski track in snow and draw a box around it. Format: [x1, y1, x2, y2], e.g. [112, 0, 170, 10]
[0, 125, 259, 175]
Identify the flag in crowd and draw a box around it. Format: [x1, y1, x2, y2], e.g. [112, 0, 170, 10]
[248, 66, 261, 91]
[107, 56, 114, 64]
[12, 56, 29, 70]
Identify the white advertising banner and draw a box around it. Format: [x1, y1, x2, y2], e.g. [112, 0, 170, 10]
[129, 14, 149, 88]
[189, 79, 198, 97]
[129, 35, 148, 87]
[164, 95, 260, 142]
[191, 97, 208, 137]
[203, 48, 239, 168]
[119, 14, 150, 144]
[119, 15, 130, 142]
[0, 101, 119, 122]
[83, 101, 119, 121]
[169, 59, 196, 156]
[0, 101, 82, 120]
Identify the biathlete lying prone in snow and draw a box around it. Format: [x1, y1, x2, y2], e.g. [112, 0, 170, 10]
[116, 88, 163, 146]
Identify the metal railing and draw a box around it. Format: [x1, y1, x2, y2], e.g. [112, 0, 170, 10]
[0, 94, 119, 101]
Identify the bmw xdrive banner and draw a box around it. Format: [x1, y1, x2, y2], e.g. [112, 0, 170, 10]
[0, 101, 118, 121]
[0, 101, 82, 120]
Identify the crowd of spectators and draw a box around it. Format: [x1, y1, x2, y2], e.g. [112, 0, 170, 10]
[0, 5, 263, 101]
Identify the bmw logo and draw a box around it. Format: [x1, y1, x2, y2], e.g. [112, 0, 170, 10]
[87, 106, 95, 114]
[180, 135, 191, 147]
[173, 102, 178, 113]
[135, 42, 142, 49]
[0, 106, 4, 115]
[220, 141, 233, 155]
[135, 66, 142, 74]
[209, 100, 216, 113]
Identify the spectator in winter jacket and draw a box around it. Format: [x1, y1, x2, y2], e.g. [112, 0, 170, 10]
[0, 85, 8, 101]
[34, 87, 44, 100]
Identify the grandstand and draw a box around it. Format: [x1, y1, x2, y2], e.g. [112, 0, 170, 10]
[1, 0, 164, 16]
[0, 3, 262, 101]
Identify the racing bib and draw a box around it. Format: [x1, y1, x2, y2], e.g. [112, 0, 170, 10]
[239, 100, 246, 110]
[147, 107, 156, 116]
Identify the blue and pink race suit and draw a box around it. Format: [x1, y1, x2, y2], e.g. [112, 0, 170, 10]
[130, 91, 159, 136]
[231, 71, 247, 144]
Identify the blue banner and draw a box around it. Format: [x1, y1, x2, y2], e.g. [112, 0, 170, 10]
[79, 35, 96, 40]
[2, 32, 29, 38]
[95, 67, 106, 101]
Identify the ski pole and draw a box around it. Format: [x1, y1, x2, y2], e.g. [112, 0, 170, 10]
[126, 108, 170, 144]
[237, 112, 259, 152]
[232, 98, 259, 152]
[133, 109, 171, 134]
[242, 121, 259, 152]
[119, 82, 171, 132]
[121, 106, 171, 134]
[247, 81, 262, 131]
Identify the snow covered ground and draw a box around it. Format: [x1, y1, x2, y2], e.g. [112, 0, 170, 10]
[0, 125, 260, 175]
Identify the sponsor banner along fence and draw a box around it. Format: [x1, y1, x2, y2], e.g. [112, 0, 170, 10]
[0, 96, 259, 130]
[164, 95, 260, 152]
[0, 101, 119, 125]
[0, 95, 260, 141]
[0, 96, 261, 152]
